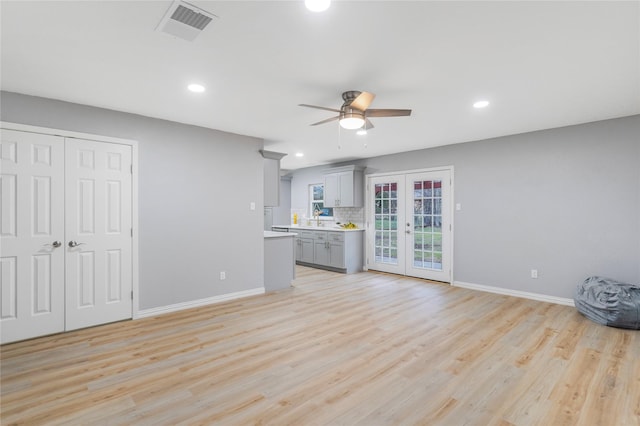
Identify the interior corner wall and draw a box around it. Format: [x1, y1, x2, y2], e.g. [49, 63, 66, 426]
[290, 115, 640, 299]
[1, 91, 265, 310]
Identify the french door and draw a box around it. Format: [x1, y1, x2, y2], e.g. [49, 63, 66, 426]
[368, 169, 452, 282]
[1, 129, 134, 343]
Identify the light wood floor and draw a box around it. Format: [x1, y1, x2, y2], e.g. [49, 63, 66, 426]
[1, 267, 639, 425]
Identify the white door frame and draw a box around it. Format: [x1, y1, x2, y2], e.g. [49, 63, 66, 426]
[365, 166, 454, 283]
[0, 122, 140, 319]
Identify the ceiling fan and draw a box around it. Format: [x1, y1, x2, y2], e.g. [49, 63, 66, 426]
[299, 91, 411, 130]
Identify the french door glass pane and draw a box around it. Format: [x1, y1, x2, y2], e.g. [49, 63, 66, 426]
[374, 182, 398, 265]
[412, 179, 443, 270]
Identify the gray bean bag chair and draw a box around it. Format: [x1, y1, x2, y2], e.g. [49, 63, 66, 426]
[574, 276, 640, 330]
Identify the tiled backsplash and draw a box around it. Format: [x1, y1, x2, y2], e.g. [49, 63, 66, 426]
[334, 207, 364, 225]
[287, 207, 365, 227]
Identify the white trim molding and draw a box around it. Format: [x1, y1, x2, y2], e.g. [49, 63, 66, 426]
[0, 121, 138, 145]
[453, 281, 575, 307]
[135, 287, 266, 319]
[365, 165, 455, 179]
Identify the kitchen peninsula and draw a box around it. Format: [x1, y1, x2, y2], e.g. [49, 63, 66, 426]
[272, 226, 364, 274]
[264, 231, 296, 292]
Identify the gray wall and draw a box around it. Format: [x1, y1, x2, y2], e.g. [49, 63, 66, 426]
[1, 91, 265, 310]
[290, 116, 640, 299]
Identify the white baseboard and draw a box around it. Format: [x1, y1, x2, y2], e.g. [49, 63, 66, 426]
[135, 287, 265, 319]
[453, 281, 575, 307]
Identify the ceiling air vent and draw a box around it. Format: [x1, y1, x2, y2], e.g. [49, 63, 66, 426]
[156, 0, 217, 42]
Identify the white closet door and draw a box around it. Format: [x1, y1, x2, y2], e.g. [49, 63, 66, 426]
[1, 130, 65, 344]
[65, 138, 133, 331]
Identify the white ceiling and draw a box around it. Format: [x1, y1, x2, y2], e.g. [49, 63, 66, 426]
[2, 1, 639, 170]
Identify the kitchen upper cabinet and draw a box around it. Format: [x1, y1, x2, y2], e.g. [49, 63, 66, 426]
[261, 150, 286, 207]
[323, 165, 364, 207]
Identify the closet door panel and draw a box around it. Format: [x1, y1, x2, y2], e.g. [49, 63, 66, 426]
[65, 138, 132, 331]
[0, 129, 65, 344]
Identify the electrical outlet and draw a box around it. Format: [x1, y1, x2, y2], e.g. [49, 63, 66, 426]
[220, 271, 226, 280]
[531, 269, 538, 279]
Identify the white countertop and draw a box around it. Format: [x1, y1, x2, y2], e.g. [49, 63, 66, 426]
[272, 225, 364, 232]
[264, 230, 297, 238]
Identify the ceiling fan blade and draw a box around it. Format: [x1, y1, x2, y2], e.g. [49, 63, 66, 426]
[299, 104, 342, 113]
[364, 119, 375, 130]
[365, 109, 412, 117]
[310, 116, 340, 126]
[350, 91, 376, 111]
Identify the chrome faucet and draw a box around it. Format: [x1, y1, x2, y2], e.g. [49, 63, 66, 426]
[314, 209, 321, 226]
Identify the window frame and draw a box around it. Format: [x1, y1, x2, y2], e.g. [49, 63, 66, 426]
[309, 183, 334, 219]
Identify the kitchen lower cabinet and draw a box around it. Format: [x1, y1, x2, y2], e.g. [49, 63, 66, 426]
[314, 232, 345, 269]
[294, 229, 363, 274]
[313, 231, 330, 265]
[327, 239, 345, 270]
[295, 230, 315, 263]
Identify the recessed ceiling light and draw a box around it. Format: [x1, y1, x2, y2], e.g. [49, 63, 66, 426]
[356, 129, 367, 136]
[187, 84, 206, 93]
[305, 0, 331, 12]
[295, 152, 304, 158]
[473, 100, 490, 109]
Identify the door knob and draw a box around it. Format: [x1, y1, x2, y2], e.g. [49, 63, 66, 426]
[52, 241, 62, 248]
[406, 230, 411, 234]
[68, 241, 85, 248]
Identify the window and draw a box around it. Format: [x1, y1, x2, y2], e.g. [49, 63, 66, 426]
[309, 183, 333, 218]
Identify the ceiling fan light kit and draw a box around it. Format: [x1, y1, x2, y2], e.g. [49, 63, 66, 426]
[339, 109, 365, 129]
[300, 90, 411, 131]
